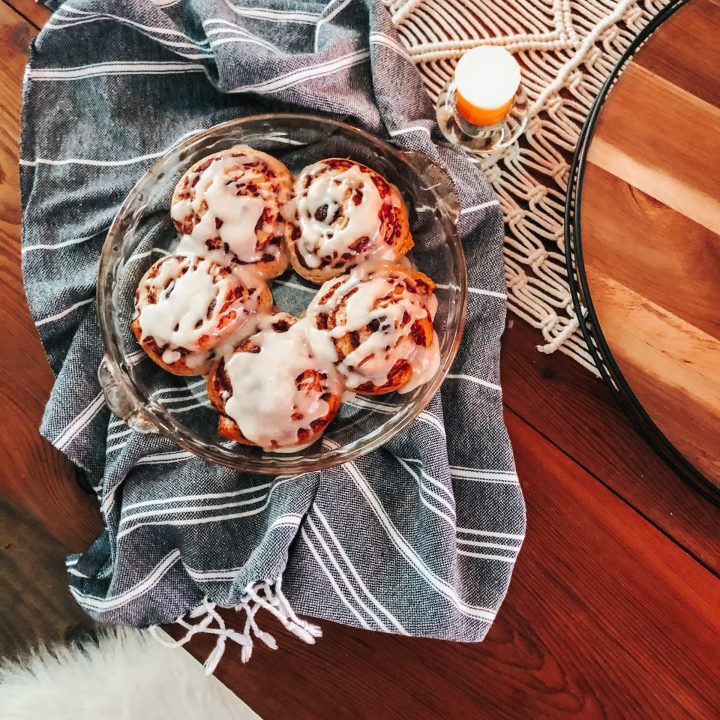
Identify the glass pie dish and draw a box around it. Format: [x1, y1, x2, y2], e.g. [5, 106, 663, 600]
[97, 114, 467, 473]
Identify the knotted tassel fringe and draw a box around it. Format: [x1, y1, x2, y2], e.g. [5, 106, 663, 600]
[148, 576, 321, 674]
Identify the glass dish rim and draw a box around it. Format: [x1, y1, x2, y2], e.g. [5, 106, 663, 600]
[97, 113, 468, 474]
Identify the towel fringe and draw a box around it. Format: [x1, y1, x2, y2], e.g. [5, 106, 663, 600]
[148, 577, 321, 674]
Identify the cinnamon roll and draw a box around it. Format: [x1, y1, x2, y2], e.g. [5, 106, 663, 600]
[285, 158, 413, 284]
[171, 146, 291, 279]
[306, 263, 440, 395]
[131, 254, 272, 376]
[207, 313, 342, 450]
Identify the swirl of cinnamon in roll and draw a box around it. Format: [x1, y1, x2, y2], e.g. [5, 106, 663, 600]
[284, 158, 413, 284]
[171, 146, 291, 279]
[207, 313, 342, 451]
[306, 263, 440, 395]
[131, 254, 272, 376]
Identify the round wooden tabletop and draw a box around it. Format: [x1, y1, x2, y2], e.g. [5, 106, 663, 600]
[571, 0, 720, 491]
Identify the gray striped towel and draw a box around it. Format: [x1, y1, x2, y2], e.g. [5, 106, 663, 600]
[21, 0, 525, 669]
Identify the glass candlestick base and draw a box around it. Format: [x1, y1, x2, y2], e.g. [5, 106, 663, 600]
[436, 80, 529, 155]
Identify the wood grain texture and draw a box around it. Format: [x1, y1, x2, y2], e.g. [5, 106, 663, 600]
[582, 1, 720, 487]
[582, 164, 718, 339]
[0, 2, 717, 718]
[587, 65, 720, 235]
[3, 0, 49, 29]
[634, 0, 720, 107]
[501, 320, 720, 575]
[180, 409, 720, 720]
[581, 270, 720, 481]
[0, 1, 103, 550]
[0, 491, 96, 659]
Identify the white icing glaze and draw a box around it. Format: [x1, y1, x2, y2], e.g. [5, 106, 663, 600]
[162, 349, 182, 365]
[307, 264, 440, 392]
[304, 323, 338, 365]
[295, 162, 387, 269]
[136, 257, 264, 360]
[138, 259, 218, 349]
[172, 148, 290, 269]
[397, 332, 440, 394]
[223, 315, 343, 450]
[209, 310, 267, 364]
[138, 148, 444, 439]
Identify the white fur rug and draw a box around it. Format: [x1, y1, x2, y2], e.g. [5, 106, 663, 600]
[0, 627, 261, 720]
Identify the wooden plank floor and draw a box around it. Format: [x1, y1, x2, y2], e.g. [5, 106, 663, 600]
[0, 0, 102, 552]
[1, 1, 718, 718]
[0, 491, 96, 659]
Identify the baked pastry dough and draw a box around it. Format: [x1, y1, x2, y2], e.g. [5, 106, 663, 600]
[285, 158, 413, 284]
[131, 254, 271, 376]
[207, 313, 342, 450]
[307, 263, 440, 395]
[131, 145, 443, 451]
[171, 145, 291, 279]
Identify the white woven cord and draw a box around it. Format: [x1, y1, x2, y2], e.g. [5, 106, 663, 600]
[386, 0, 673, 371]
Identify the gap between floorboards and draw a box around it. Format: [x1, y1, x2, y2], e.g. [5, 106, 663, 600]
[503, 403, 719, 580]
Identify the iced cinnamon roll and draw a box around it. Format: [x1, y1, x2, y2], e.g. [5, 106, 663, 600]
[171, 146, 291, 279]
[306, 263, 440, 395]
[131, 255, 272, 376]
[285, 158, 413, 284]
[207, 313, 342, 451]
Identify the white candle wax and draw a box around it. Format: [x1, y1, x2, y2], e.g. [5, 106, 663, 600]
[454, 46, 521, 126]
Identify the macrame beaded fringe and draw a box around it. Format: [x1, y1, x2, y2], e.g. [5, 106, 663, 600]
[384, 0, 672, 372]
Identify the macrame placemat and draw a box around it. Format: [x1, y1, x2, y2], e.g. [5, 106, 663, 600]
[384, 0, 672, 372]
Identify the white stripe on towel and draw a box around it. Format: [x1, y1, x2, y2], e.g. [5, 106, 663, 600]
[401, 458, 455, 500]
[46, 16, 213, 58]
[229, 49, 369, 95]
[348, 396, 446, 438]
[224, 1, 320, 24]
[20, 127, 206, 168]
[456, 527, 525, 541]
[314, 0, 353, 52]
[301, 527, 372, 630]
[116, 476, 297, 540]
[119, 492, 271, 525]
[394, 456, 456, 531]
[53, 392, 105, 451]
[449, 466, 519, 484]
[135, 450, 196, 466]
[469, 287, 507, 299]
[369, 32, 411, 59]
[445, 374, 502, 392]
[313, 506, 408, 634]
[35, 297, 93, 327]
[460, 200, 501, 215]
[55, 7, 211, 46]
[324, 440, 496, 622]
[122, 482, 275, 513]
[22, 227, 108, 252]
[29, 61, 206, 81]
[70, 550, 180, 612]
[388, 125, 432, 138]
[306, 514, 389, 630]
